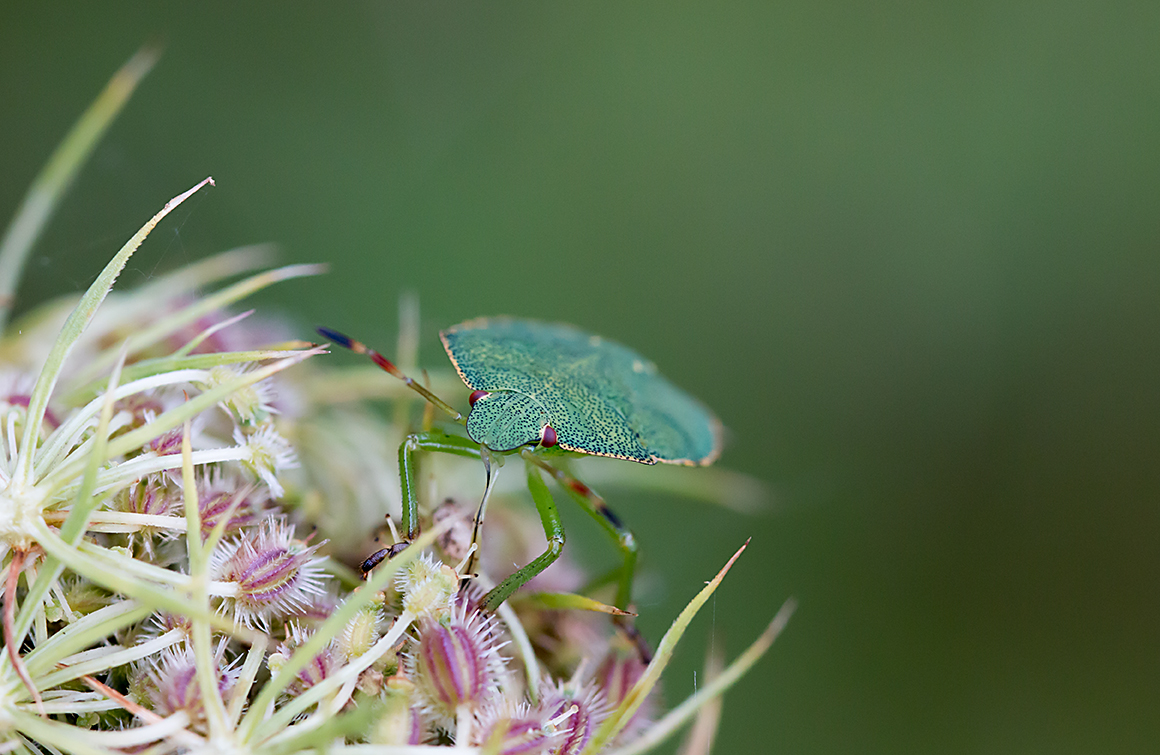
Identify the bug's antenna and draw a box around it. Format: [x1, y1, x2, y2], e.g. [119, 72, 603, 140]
[420, 369, 437, 431]
[317, 326, 466, 425]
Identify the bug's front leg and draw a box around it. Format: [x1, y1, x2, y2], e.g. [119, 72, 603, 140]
[360, 430, 481, 573]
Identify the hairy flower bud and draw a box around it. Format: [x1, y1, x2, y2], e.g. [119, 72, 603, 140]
[395, 552, 459, 620]
[210, 518, 326, 627]
[338, 602, 386, 661]
[197, 473, 265, 538]
[271, 624, 341, 696]
[536, 678, 609, 755]
[405, 600, 508, 727]
[140, 648, 236, 733]
[476, 700, 567, 755]
[234, 422, 297, 498]
[206, 365, 278, 425]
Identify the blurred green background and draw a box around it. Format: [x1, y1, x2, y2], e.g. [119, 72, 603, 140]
[3, 2, 1159, 752]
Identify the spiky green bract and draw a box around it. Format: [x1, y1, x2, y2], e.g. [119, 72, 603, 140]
[612, 598, 798, 755]
[580, 541, 751, 755]
[0, 45, 159, 332]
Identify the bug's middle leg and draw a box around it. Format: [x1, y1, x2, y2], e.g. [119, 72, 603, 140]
[479, 458, 565, 611]
[520, 450, 651, 660]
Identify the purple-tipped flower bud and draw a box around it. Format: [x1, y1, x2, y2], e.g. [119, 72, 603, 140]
[536, 679, 609, 755]
[476, 700, 567, 754]
[210, 518, 326, 628]
[595, 646, 655, 740]
[270, 624, 340, 696]
[197, 473, 265, 539]
[114, 392, 192, 458]
[122, 479, 175, 517]
[149, 427, 185, 456]
[118, 479, 182, 551]
[147, 612, 193, 639]
[141, 648, 236, 733]
[405, 600, 508, 727]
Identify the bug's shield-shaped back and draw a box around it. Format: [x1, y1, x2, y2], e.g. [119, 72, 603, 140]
[443, 317, 721, 465]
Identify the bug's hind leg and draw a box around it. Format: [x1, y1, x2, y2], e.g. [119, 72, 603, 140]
[479, 459, 566, 610]
[520, 450, 651, 662]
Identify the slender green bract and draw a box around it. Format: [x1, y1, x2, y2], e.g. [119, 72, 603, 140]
[441, 317, 723, 464]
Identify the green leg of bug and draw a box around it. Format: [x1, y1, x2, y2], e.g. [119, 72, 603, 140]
[521, 450, 637, 609]
[397, 430, 482, 539]
[520, 450, 651, 660]
[480, 460, 565, 610]
[361, 430, 482, 573]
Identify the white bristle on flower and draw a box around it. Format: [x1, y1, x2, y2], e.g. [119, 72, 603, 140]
[395, 552, 459, 620]
[206, 364, 279, 425]
[473, 697, 568, 754]
[534, 677, 610, 755]
[233, 422, 297, 498]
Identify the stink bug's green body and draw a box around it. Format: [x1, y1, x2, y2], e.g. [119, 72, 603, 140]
[442, 317, 722, 465]
[318, 317, 722, 653]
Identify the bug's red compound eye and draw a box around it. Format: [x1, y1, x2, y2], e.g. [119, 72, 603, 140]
[469, 390, 490, 406]
[540, 424, 558, 448]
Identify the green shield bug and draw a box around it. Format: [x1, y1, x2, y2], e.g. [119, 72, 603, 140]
[317, 317, 723, 652]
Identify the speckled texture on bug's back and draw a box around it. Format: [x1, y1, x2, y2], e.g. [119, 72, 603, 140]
[440, 318, 722, 465]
